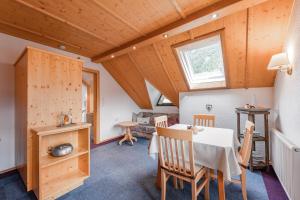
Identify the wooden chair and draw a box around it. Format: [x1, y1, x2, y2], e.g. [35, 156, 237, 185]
[193, 114, 215, 127]
[154, 115, 168, 128]
[157, 127, 210, 200]
[233, 120, 255, 200]
[154, 115, 180, 188]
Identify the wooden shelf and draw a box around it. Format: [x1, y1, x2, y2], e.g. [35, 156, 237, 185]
[236, 108, 270, 171]
[41, 148, 88, 169]
[240, 132, 266, 141]
[33, 123, 90, 199]
[41, 169, 88, 200]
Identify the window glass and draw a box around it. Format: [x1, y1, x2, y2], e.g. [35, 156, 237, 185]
[175, 34, 226, 89]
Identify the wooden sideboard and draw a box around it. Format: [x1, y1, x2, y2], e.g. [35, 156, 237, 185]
[31, 123, 91, 200]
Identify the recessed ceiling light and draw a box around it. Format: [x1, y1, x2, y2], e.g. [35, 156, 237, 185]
[163, 34, 168, 38]
[132, 46, 137, 50]
[58, 44, 66, 50]
[212, 13, 218, 19]
[110, 54, 115, 58]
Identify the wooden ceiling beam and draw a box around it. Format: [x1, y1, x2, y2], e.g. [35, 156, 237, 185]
[169, 0, 186, 18]
[92, 0, 268, 63]
[14, 0, 119, 47]
[92, 0, 145, 36]
[152, 43, 178, 95]
[0, 19, 82, 50]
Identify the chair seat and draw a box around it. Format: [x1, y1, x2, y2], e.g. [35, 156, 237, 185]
[163, 161, 204, 178]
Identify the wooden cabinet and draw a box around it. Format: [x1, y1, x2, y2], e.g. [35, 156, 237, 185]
[32, 123, 90, 200]
[15, 47, 84, 191]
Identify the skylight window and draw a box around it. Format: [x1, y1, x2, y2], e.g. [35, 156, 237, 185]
[174, 33, 227, 90]
[157, 95, 174, 106]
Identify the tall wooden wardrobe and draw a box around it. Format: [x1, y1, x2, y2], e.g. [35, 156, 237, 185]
[15, 47, 84, 191]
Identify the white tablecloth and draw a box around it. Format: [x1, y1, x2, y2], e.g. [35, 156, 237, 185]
[149, 124, 241, 180]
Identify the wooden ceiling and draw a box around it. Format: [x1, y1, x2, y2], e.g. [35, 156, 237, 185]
[102, 0, 293, 107]
[0, 0, 294, 108]
[0, 0, 224, 57]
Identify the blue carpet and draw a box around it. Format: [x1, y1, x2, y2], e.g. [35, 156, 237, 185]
[0, 138, 268, 200]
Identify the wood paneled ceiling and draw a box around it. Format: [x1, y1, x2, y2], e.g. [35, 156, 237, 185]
[101, 0, 293, 108]
[0, 0, 294, 108]
[0, 0, 225, 57]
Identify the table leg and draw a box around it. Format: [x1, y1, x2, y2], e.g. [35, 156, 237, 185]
[119, 130, 128, 145]
[217, 170, 225, 200]
[237, 112, 241, 142]
[156, 159, 161, 189]
[264, 113, 270, 171]
[119, 127, 138, 145]
[127, 127, 137, 145]
[128, 127, 137, 142]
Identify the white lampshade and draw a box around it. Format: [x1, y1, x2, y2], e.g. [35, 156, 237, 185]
[268, 52, 290, 70]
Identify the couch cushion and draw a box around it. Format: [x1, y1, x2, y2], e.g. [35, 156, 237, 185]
[132, 112, 143, 122]
[137, 117, 150, 124]
[131, 124, 156, 134]
[131, 112, 179, 138]
[142, 112, 153, 118]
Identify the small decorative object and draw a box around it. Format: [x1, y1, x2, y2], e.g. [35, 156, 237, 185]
[67, 109, 73, 124]
[187, 125, 204, 134]
[48, 143, 73, 157]
[64, 114, 70, 125]
[58, 110, 73, 127]
[206, 104, 213, 112]
[191, 126, 204, 134]
[187, 125, 193, 129]
[244, 104, 255, 109]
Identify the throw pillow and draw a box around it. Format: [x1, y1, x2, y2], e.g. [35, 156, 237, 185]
[132, 112, 143, 122]
[132, 112, 138, 122]
[137, 117, 150, 124]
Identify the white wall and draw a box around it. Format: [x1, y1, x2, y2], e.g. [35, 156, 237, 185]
[142, 81, 179, 114]
[0, 33, 141, 171]
[180, 87, 273, 133]
[273, 0, 300, 147]
[0, 63, 15, 171]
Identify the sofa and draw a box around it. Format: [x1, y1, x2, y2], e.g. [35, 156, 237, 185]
[131, 112, 179, 139]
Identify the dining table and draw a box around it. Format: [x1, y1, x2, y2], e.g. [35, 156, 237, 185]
[148, 124, 241, 200]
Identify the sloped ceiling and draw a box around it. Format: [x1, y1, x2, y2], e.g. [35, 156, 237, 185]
[102, 0, 293, 108]
[129, 45, 179, 106]
[102, 54, 152, 109]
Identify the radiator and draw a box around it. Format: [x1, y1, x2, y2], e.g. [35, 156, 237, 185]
[271, 129, 300, 200]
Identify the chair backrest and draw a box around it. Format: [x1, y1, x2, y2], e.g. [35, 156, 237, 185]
[193, 114, 215, 127]
[156, 127, 196, 177]
[154, 115, 168, 128]
[239, 120, 255, 167]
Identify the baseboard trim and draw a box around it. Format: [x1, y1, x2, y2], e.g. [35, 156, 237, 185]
[91, 134, 124, 149]
[0, 167, 18, 178]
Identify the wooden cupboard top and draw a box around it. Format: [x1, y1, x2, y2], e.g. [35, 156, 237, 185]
[14, 46, 84, 66]
[32, 123, 91, 136]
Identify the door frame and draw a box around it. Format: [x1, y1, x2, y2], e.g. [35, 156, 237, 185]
[83, 67, 100, 144]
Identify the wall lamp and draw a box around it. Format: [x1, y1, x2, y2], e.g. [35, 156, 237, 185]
[267, 52, 293, 75]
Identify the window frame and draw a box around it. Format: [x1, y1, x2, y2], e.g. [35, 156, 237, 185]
[172, 30, 228, 91]
[156, 94, 175, 106]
